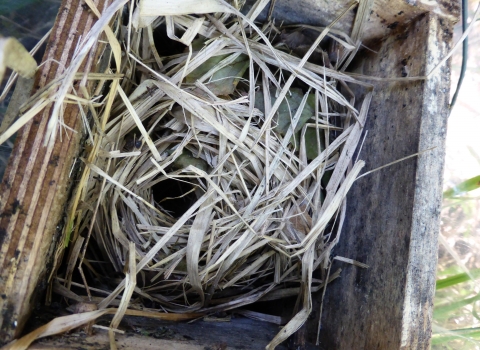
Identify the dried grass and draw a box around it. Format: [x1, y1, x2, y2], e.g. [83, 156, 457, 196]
[0, 0, 374, 348]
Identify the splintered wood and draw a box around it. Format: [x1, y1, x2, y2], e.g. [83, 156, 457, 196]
[0, 0, 372, 348]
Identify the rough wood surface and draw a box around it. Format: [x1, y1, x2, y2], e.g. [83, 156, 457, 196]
[259, 0, 459, 42]
[0, 0, 458, 348]
[316, 11, 454, 350]
[28, 316, 297, 350]
[0, 0, 111, 343]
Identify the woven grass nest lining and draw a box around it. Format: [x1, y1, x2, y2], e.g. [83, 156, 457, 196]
[34, 0, 371, 348]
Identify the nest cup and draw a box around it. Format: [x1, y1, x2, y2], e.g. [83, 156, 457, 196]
[61, 2, 371, 347]
[0, 1, 376, 348]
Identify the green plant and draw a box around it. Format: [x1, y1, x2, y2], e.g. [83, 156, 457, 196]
[432, 176, 480, 349]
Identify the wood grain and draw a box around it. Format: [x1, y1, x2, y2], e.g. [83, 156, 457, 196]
[316, 11, 454, 350]
[0, 0, 458, 348]
[256, 0, 459, 42]
[28, 316, 296, 350]
[0, 0, 111, 343]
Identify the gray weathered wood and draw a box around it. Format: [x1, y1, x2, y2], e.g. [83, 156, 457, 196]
[316, 10, 454, 350]
[0, 0, 458, 348]
[259, 0, 458, 42]
[29, 316, 299, 350]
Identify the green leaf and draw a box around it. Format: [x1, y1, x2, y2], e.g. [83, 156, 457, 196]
[275, 90, 314, 136]
[254, 88, 316, 148]
[472, 302, 480, 322]
[255, 88, 315, 136]
[437, 265, 465, 278]
[172, 149, 208, 172]
[208, 55, 249, 95]
[434, 293, 480, 321]
[436, 269, 480, 290]
[185, 54, 227, 84]
[321, 170, 333, 189]
[432, 327, 480, 346]
[185, 51, 249, 96]
[304, 127, 325, 160]
[191, 38, 206, 52]
[444, 175, 480, 198]
[64, 220, 74, 248]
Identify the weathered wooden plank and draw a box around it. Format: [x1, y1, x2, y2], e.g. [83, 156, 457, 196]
[28, 316, 295, 350]
[0, 0, 458, 348]
[0, 0, 112, 343]
[257, 0, 459, 41]
[316, 11, 454, 350]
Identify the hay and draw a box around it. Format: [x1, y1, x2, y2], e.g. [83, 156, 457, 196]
[1, 0, 374, 348]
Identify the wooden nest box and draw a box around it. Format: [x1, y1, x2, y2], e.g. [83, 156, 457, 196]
[0, 0, 459, 349]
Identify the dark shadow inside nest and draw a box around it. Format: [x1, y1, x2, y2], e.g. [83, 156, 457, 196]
[152, 178, 199, 218]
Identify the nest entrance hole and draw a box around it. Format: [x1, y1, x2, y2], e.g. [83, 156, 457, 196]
[152, 178, 197, 218]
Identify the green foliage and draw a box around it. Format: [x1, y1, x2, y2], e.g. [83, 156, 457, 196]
[436, 269, 480, 290]
[434, 293, 480, 322]
[432, 327, 480, 346]
[254, 88, 326, 159]
[321, 170, 333, 189]
[254, 88, 314, 136]
[304, 126, 325, 160]
[185, 47, 249, 96]
[444, 175, 480, 198]
[434, 174, 480, 348]
[171, 149, 209, 172]
[433, 250, 480, 347]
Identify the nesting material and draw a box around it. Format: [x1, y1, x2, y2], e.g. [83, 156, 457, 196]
[0, 0, 373, 348]
[0, 37, 37, 82]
